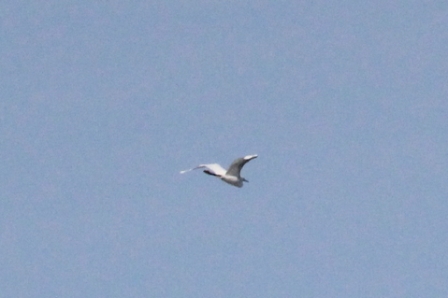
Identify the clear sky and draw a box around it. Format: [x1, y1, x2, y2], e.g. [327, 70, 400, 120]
[1, 1, 448, 297]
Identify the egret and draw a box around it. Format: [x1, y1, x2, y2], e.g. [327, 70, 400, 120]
[180, 154, 258, 188]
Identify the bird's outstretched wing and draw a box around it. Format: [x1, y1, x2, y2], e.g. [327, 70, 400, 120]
[226, 154, 258, 177]
[180, 163, 227, 176]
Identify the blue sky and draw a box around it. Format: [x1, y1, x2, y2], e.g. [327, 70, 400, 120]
[1, 1, 448, 297]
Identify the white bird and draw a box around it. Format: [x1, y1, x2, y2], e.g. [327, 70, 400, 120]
[180, 154, 258, 188]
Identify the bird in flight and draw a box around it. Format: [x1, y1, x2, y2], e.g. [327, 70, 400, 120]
[180, 154, 258, 188]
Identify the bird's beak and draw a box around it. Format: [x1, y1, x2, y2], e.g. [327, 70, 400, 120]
[243, 178, 249, 183]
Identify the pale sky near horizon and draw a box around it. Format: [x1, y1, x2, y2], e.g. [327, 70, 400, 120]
[1, 1, 448, 297]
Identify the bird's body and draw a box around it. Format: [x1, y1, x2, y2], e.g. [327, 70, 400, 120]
[180, 154, 258, 187]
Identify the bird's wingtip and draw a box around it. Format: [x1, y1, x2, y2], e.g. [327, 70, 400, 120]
[244, 154, 258, 160]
